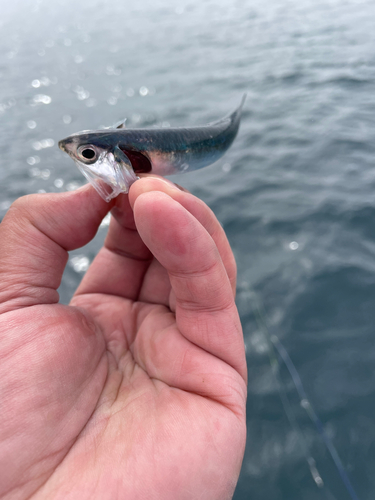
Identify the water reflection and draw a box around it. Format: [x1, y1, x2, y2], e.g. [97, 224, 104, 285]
[69, 254, 90, 273]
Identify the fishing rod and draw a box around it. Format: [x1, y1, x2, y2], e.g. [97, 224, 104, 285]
[247, 289, 359, 500]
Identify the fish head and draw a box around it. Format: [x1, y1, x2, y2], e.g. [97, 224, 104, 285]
[58, 131, 138, 202]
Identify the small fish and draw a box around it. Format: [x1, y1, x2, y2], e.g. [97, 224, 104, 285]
[58, 95, 246, 201]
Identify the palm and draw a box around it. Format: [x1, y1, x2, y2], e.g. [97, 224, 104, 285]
[0, 178, 247, 500]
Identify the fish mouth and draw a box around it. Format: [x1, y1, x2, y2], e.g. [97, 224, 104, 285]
[58, 140, 65, 152]
[58, 137, 76, 155]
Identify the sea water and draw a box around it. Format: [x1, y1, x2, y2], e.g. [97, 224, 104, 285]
[1, 0, 375, 498]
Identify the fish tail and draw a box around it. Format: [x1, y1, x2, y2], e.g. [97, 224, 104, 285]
[239, 93, 247, 110]
[211, 94, 246, 127]
[233, 93, 247, 120]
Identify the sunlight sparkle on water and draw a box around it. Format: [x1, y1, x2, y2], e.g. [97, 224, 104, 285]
[29, 167, 40, 177]
[74, 86, 90, 101]
[32, 139, 54, 150]
[27, 156, 40, 166]
[41, 139, 54, 148]
[32, 94, 52, 105]
[69, 255, 90, 273]
[27, 120, 37, 129]
[40, 77, 51, 86]
[106, 65, 121, 76]
[66, 182, 82, 191]
[107, 96, 117, 105]
[54, 178, 64, 188]
[111, 84, 122, 93]
[40, 169, 50, 180]
[0, 101, 16, 113]
[32, 78, 52, 88]
[28, 168, 50, 180]
[100, 213, 111, 228]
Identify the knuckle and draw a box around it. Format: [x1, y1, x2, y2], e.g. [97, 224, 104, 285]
[5, 194, 37, 221]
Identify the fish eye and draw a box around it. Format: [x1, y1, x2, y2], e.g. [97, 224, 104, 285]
[78, 145, 97, 162]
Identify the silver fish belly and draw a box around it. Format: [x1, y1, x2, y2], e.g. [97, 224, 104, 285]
[58, 95, 246, 201]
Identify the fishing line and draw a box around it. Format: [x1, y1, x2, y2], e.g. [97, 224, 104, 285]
[248, 290, 359, 500]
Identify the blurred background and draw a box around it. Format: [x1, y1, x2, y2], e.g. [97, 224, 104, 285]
[1, 0, 375, 498]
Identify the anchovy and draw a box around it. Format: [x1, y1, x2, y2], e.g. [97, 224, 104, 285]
[58, 95, 245, 201]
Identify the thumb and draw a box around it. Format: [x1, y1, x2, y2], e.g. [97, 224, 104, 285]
[0, 185, 112, 314]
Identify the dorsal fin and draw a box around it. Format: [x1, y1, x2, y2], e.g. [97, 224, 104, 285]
[116, 119, 127, 129]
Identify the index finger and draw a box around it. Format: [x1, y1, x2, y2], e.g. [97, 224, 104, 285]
[0, 186, 111, 314]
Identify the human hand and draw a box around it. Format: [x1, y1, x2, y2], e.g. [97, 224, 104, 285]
[0, 177, 247, 500]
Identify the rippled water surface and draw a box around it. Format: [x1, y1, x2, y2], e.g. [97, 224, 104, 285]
[2, 0, 375, 498]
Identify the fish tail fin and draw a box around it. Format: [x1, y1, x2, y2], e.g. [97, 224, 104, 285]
[210, 94, 246, 127]
[239, 93, 247, 110]
[228, 93, 246, 124]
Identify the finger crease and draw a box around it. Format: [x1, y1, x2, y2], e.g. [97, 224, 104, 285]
[169, 259, 219, 279]
[105, 246, 152, 262]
